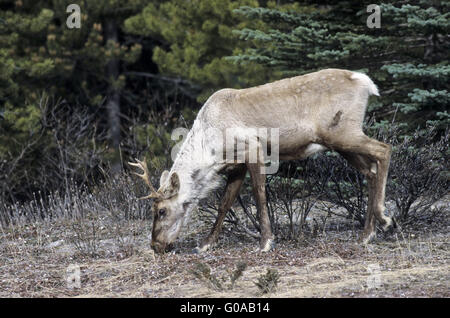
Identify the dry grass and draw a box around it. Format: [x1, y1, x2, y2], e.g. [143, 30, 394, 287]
[0, 202, 448, 298]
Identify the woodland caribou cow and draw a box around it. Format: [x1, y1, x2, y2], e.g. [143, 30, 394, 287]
[129, 68, 396, 253]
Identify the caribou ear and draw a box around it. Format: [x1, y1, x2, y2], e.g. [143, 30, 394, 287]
[161, 172, 180, 198]
[169, 172, 180, 195]
[160, 170, 169, 187]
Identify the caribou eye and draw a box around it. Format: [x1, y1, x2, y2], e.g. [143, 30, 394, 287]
[158, 208, 166, 218]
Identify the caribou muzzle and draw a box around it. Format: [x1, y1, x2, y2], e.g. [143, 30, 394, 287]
[151, 240, 173, 253]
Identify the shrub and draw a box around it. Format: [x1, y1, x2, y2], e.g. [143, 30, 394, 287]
[254, 268, 280, 294]
[386, 126, 449, 224]
[265, 159, 328, 239]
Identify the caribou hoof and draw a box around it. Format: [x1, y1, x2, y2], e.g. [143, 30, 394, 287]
[383, 217, 400, 239]
[360, 231, 376, 245]
[193, 243, 211, 254]
[382, 216, 399, 233]
[258, 238, 275, 253]
[381, 215, 395, 232]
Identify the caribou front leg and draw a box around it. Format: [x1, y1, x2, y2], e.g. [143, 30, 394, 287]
[194, 165, 247, 253]
[247, 160, 274, 252]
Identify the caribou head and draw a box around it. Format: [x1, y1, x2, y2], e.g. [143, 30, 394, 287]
[129, 159, 186, 253]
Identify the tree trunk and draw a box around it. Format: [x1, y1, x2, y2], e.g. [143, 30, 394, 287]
[105, 20, 121, 173]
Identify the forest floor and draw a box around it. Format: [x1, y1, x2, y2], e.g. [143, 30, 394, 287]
[0, 199, 448, 298]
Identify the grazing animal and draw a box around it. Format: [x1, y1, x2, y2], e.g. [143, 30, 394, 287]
[129, 68, 395, 253]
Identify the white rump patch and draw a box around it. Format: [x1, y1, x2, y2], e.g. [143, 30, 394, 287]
[350, 72, 380, 96]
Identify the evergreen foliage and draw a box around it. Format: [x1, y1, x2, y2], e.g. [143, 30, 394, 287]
[0, 0, 146, 198]
[0, 0, 448, 203]
[230, 0, 449, 132]
[123, 0, 270, 102]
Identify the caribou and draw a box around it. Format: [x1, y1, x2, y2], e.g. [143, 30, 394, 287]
[129, 68, 395, 253]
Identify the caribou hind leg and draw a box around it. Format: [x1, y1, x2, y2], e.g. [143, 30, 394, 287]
[331, 134, 394, 244]
[358, 137, 394, 234]
[194, 164, 247, 253]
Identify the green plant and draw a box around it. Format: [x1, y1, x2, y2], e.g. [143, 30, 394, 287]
[254, 268, 280, 294]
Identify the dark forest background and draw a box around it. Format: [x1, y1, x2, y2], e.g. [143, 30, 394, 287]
[0, 0, 448, 214]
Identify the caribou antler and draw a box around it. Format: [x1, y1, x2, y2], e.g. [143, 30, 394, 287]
[128, 158, 161, 200]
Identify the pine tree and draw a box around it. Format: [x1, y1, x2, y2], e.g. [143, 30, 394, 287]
[124, 0, 269, 102]
[379, 1, 449, 130]
[230, 0, 449, 132]
[0, 0, 147, 199]
[0, 0, 145, 171]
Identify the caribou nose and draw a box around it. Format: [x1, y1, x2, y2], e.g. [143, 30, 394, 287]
[151, 241, 165, 253]
[151, 241, 174, 253]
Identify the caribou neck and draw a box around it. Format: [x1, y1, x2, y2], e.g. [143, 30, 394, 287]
[170, 120, 225, 208]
